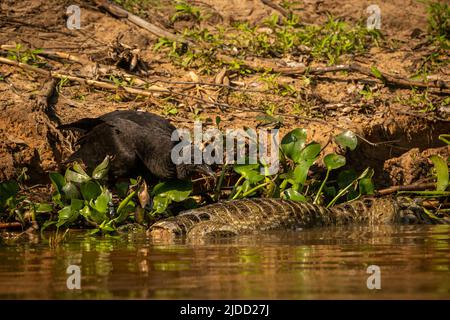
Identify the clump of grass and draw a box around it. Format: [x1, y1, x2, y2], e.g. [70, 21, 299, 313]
[425, 1, 449, 43]
[297, 16, 381, 64]
[396, 89, 449, 113]
[6, 44, 46, 67]
[155, 13, 381, 73]
[413, 1, 449, 77]
[171, 1, 202, 23]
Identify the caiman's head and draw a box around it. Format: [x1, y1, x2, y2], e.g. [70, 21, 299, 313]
[370, 197, 442, 225]
[394, 197, 441, 224]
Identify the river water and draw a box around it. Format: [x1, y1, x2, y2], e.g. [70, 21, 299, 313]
[0, 225, 449, 299]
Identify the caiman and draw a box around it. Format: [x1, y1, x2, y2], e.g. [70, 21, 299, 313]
[148, 197, 449, 241]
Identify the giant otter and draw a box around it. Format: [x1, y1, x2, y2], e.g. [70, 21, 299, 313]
[59, 110, 214, 181]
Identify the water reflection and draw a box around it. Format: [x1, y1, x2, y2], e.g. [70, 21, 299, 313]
[0, 225, 449, 299]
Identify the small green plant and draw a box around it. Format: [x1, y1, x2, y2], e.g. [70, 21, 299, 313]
[298, 16, 381, 64]
[413, 1, 449, 76]
[425, 1, 449, 42]
[396, 89, 448, 112]
[57, 77, 70, 93]
[6, 44, 45, 67]
[162, 103, 179, 116]
[171, 1, 202, 23]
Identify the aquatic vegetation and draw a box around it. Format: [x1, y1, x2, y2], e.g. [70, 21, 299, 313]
[10, 131, 449, 233]
[0, 127, 370, 233]
[227, 128, 374, 207]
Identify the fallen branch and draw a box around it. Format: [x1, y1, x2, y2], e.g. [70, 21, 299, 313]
[0, 56, 168, 96]
[349, 63, 449, 91]
[0, 222, 22, 230]
[217, 54, 449, 90]
[377, 183, 437, 196]
[94, 0, 190, 45]
[260, 0, 290, 18]
[1, 45, 149, 86]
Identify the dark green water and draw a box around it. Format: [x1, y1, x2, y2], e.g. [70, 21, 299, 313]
[0, 225, 449, 299]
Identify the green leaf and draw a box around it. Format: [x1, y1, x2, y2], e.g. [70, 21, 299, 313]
[92, 156, 110, 180]
[337, 169, 358, 189]
[335, 130, 358, 151]
[233, 164, 264, 183]
[151, 180, 193, 213]
[57, 206, 72, 221]
[115, 182, 130, 198]
[0, 180, 19, 207]
[72, 162, 89, 176]
[35, 203, 53, 213]
[49, 172, 65, 194]
[233, 163, 259, 175]
[323, 153, 346, 170]
[283, 188, 307, 202]
[114, 190, 137, 224]
[152, 194, 170, 213]
[71, 198, 84, 211]
[293, 160, 314, 185]
[62, 182, 80, 200]
[82, 205, 108, 225]
[56, 199, 83, 227]
[298, 142, 321, 162]
[370, 66, 384, 80]
[280, 128, 307, 161]
[246, 170, 265, 184]
[90, 188, 111, 213]
[430, 155, 449, 191]
[89, 228, 100, 235]
[240, 180, 252, 194]
[79, 205, 91, 220]
[99, 220, 115, 232]
[80, 181, 101, 201]
[65, 168, 90, 184]
[359, 177, 375, 195]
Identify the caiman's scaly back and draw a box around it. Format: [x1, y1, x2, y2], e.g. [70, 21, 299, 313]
[148, 198, 447, 241]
